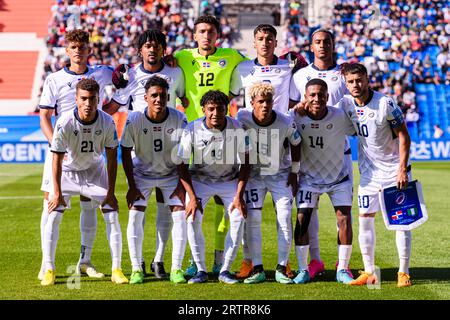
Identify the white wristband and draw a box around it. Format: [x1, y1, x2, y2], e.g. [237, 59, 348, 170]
[291, 161, 300, 174]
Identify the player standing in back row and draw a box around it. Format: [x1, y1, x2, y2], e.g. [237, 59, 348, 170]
[175, 15, 248, 276]
[337, 63, 413, 288]
[103, 29, 186, 278]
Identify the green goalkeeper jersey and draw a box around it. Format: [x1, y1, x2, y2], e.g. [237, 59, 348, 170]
[175, 47, 248, 121]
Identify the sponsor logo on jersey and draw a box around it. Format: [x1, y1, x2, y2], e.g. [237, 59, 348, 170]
[167, 128, 174, 134]
[395, 192, 406, 205]
[153, 126, 162, 132]
[306, 76, 311, 81]
[331, 75, 338, 81]
[326, 123, 333, 130]
[95, 129, 102, 135]
[261, 66, 270, 73]
[73, 130, 79, 136]
[192, 60, 196, 66]
[202, 62, 211, 68]
[218, 59, 227, 68]
[83, 128, 91, 134]
[301, 124, 306, 130]
[273, 67, 281, 73]
[143, 128, 148, 134]
[356, 109, 365, 117]
[201, 139, 208, 146]
[368, 112, 375, 118]
[311, 123, 319, 129]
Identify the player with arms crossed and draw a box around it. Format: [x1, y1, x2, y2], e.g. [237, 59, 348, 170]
[120, 76, 188, 284]
[175, 15, 248, 276]
[236, 82, 301, 284]
[39, 29, 115, 280]
[104, 29, 186, 278]
[177, 90, 251, 284]
[289, 29, 351, 279]
[337, 63, 413, 287]
[291, 79, 354, 284]
[41, 79, 128, 286]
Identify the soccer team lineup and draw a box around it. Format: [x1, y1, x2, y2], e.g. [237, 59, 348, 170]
[36, 14, 426, 290]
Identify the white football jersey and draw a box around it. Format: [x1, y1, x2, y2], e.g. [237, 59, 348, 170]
[291, 107, 355, 188]
[39, 65, 113, 119]
[231, 57, 292, 113]
[237, 109, 301, 176]
[178, 116, 250, 183]
[51, 109, 118, 171]
[120, 108, 187, 178]
[289, 63, 347, 106]
[338, 90, 408, 182]
[112, 63, 185, 111]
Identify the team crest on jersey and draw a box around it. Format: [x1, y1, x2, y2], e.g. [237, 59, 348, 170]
[218, 59, 227, 68]
[311, 123, 319, 129]
[202, 62, 211, 68]
[261, 66, 270, 73]
[153, 127, 162, 132]
[95, 129, 102, 135]
[326, 123, 333, 130]
[143, 128, 148, 134]
[73, 129, 79, 136]
[318, 72, 326, 78]
[83, 128, 91, 134]
[356, 109, 365, 117]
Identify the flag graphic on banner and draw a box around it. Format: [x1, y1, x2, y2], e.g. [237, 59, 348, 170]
[391, 210, 403, 220]
[407, 208, 417, 216]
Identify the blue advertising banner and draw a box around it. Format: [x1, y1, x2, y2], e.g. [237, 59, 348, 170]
[0, 142, 49, 163]
[379, 180, 428, 231]
[349, 137, 450, 161]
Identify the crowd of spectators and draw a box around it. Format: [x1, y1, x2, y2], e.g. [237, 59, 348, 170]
[281, 0, 449, 135]
[38, 0, 234, 110]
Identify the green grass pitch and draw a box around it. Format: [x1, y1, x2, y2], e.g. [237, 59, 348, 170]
[0, 162, 449, 300]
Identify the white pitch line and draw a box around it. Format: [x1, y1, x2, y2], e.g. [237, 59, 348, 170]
[0, 194, 128, 200]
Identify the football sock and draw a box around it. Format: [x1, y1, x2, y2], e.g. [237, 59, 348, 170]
[221, 209, 245, 273]
[246, 209, 262, 266]
[308, 208, 321, 261]
[214, 250, 223, 265]
[43, 211, 63, 271]
[214, 204, 227, 262]
[337, 244, 352, 271]
[79, 200, 97, 264]
[127, 209, 144, 272]
[171, 210, 187, 271]
[40, 199, 49, 273]
[241, 222, 252, 262]
[187, 210, 206, 272]
[295, 245, 309, 271]
[103, 211, 122, 271]
[154, 202, 172, 263]
[275, 204, 293, 266]
[141, 212, 146, 265]
[396, 230, 411, 274]
[358, 216, 376, 274]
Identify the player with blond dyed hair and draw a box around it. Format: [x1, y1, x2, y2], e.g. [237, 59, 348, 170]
[236, 82, 301, 284]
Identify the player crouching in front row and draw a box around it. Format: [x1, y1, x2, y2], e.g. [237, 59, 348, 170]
[236, 82, 301, 284]
[41, 79, 128, 286]
[290, 79, 355, 284]
[177, 90, 251, 284]
[120, 76, 189, 284]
